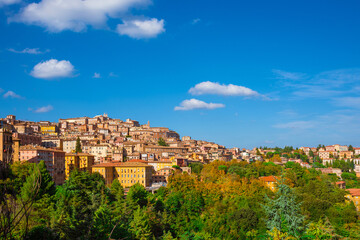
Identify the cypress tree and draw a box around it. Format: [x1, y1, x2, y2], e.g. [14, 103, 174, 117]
[75, 137, 82, 153]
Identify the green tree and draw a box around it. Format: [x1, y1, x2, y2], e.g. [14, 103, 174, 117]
[348, 145, 354, 153]
[189, 162, 203, 174]
[52, 170, 106, 239]
[30, 161, 56, 228]
[228, 165, 247, 177]
[129, 207, 152, 240]
[305, 218, 338, 240]
[162, 231, 175, 240]
[36, 161, 56, 199]
[110, 178, 124, 202]
[218, 165, 227, 172]
[309, 149, 315, 158]
[75, 137, 82, 153]
[25, 225, 59, 240]
[127, 183, 149, 209]
[158, 138, 168, 146]
[263, 182, 304, 237]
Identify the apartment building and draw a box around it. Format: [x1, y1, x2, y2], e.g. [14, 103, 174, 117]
[40, 125, 59, 136]
[65, 153, 94, 179]
[42, 138, 63, 149]
[92, 161, 153, 188]
[12, 132, 42, 146]
[346, 189, 360, 211]
[20, 145, 65, 185]
[82, 144, 108, 162]
[339, 151, 353, 159]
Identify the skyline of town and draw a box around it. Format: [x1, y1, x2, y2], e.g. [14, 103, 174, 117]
[2, 112, 360, 149]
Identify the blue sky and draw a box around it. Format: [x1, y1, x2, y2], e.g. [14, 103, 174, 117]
[1, 0, 360, 148]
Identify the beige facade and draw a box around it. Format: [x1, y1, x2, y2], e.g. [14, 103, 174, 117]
[92, 162, 153, 188]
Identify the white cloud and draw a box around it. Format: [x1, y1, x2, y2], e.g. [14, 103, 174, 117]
[3, 91, 22, 99]
[273, 69, 306, 80]
[109, 72, 118, 77]
[273, 121, 315, 130]
[334, 97, 360, 109]
[93, 72, 101, 78]
[116, 18, 165, 39]
[278, 68, 360, 99]
[189, 81, 260, 97]
[8, 48, 47, 54]
[32, 105, 53, 113]
[191, 18, 201, 24]
[11, 0, 152, 32]
[174, 98, 225, 111]
[313, 69, 360, 87]
[31, 59, 75, 79]
[0, 0, 21, 7]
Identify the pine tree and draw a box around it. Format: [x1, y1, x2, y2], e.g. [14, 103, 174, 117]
[129, 207, 152, 240]
[263, 182, 305, 237]
[75, 137, 82, 153]
[127, 183, 149, 209]
[162, 231, 175, 240]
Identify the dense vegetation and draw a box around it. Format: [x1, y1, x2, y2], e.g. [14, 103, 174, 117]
[1, 159, 359, 239]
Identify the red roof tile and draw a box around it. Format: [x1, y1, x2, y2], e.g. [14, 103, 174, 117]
[259, 176, 278, 182]
[347, 189, 360, 196]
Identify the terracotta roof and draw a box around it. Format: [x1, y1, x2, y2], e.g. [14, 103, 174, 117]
[20, 145, 64, 153]
[92, 162, 123, 167]
[259, 176, 278, 182]
[93, 161, 150, 168]
[65, 153, 94, 156]
[347, 189, 360, 196]
[127, 159, 147, 163]
[336, 181, 345, 184]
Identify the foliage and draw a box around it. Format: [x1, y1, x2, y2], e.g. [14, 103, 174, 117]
[126, 182, 149, 209]
[158, 137, 168, 146]
[75, 136, 82, 153]
[3, 159, 360, 239]
[189, 162, 203, 174]
[263, 182, 305, 237]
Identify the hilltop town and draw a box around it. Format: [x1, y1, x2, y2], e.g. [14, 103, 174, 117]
[1, 113, 360, 209]
[2, 113, 360, 239]
[0, 114, 235, 186]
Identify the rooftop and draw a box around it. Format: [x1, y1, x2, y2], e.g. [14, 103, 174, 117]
[347, 189, 360, 196]
[259, 176, 278, 182]
[93, 161, 150, 167]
